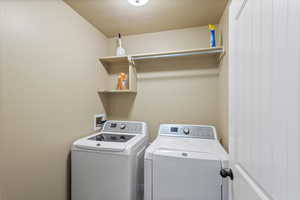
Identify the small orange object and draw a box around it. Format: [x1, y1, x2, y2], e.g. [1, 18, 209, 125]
[117, 72, 128, 90]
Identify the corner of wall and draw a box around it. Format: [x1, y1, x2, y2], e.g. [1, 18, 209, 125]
[217, 3, 230, 150]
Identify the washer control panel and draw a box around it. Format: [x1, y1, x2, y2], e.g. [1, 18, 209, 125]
[159, 124, 216, 139]
[103, 121, 143, 134]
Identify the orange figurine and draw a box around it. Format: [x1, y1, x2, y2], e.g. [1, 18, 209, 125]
[117, 72, 128, 90]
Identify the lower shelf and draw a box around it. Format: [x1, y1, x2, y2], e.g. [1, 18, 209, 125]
[98, 90, 137, 94]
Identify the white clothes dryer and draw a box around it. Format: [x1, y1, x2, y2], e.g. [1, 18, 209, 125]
[144, 124, 229, 200]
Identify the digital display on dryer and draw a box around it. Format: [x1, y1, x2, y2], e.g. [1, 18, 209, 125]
[170, 127, 178, 132]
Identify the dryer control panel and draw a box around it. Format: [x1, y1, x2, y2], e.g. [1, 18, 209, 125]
[159, 124, 216, 139]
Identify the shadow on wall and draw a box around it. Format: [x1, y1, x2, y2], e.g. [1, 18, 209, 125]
[98, 56, 218, 119]
[66, 152, 71, 200]
[98, 93, 137, 119]
[135, 54, 218, 72]
[98, 55, 219, 141]
[136, 55, 219, 81]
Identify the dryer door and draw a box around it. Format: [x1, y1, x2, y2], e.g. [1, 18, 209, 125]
[152, 149, 222, 200]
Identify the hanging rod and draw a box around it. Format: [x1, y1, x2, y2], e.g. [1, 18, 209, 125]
[132, 49, 223, 61]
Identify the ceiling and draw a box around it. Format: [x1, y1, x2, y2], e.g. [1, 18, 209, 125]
[64, 0, 227, 38]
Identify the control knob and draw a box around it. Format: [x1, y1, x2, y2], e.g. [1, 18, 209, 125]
[183, 128, 190, 135]
[120, 124, 126, 129]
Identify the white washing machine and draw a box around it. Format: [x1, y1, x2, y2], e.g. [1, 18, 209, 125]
[72, 120, 148, 200]
[144, 124, 230, 200]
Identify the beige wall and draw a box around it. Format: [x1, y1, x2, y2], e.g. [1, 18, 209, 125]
[106, 26, 222, 141]
[217, 5, 229, 150]
[0, 1, 108, 200]
[108, 26, 212, 55]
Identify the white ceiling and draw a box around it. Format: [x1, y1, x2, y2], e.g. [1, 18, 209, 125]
[64, 0, 227, 38]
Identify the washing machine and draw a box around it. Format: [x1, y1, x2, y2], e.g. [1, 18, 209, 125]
[144, 124, 229, 200]
[72, 120, 148, 200]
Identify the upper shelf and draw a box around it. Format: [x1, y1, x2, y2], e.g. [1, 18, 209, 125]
[99, 56, 128, 66]
[99, 47, 224, 68]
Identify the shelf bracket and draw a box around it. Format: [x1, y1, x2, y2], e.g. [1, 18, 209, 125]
[127, 56, 137, 92]
[128, 56, 135, 66]
[217, 50, 226, 64]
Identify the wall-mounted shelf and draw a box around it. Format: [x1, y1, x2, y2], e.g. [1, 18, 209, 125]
[99, 90, 137, 94]
[98, 47, 224, 94]
[133, 47, 224, 61]
[99, 47, 224, 68]
[99, 56, 128, 69]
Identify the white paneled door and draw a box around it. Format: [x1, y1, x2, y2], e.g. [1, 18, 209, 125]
[229, 0, 300, 200]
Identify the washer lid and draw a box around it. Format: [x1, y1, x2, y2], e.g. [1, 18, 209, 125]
[75, 141, 127, 152]
[73, 133, 138, 152]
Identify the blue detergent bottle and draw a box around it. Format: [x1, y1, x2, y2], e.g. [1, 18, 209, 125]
[209, 24, 216, 48]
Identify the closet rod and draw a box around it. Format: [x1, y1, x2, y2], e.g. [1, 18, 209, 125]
[132, 49, 223, 61]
